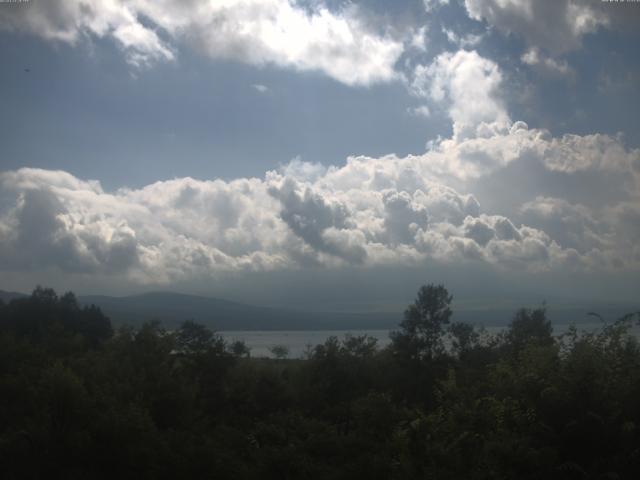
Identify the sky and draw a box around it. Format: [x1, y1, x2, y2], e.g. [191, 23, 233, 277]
[0, 0, 639, 311]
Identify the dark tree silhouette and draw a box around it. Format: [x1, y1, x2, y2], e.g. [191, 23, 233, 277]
[2, 285, 640, 479]
[269, 344, 290, 359]
[175, 319, 225, 355]
[449, 320, 479, 356]
[391, 283, 453, 360]
[0, 286, 111, 346]
[506, 305, 553, 352]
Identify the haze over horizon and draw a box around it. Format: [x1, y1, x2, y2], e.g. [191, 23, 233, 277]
[1, 0, 639, 311]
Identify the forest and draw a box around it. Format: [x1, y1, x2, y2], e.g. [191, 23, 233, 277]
[1, 285, 640, 479]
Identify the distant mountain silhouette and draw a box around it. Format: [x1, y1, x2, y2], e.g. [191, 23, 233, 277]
[77, 291, 398, 331]
[2, 289, 637, 331]
[0, 290, 28, 303]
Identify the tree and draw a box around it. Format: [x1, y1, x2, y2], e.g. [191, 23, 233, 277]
[0, 287, 112, 347]
[506, 306, 553, 353]
[79, 304, 113, 346]
[341, 334, 378, 358]
[229, 340, 251, 358]
[175, 320, 225, 356]
[269, 344, 289, 360]
[448, 321, 479, 356]
[391, 284, 453, 361]
[31, 285, 58, 305]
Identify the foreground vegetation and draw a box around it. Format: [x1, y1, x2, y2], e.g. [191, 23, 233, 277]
[1, 286, 639, 479]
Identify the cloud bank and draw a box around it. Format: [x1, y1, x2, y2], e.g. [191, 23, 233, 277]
[0, 32, 638, 289]
[1, 56, 638, 286]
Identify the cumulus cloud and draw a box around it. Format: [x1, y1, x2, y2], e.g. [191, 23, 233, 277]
[460, 0, 640, 78]
[424, 0, 450, 13]
[0, 0, 174, 67]
[544, 133, 640, 177]
[1, 45, 638, 285]
[0, 174, 140, 274]
[519, 196, 640, 270]
[409, 25, 428, 52]
[463, 0, 609, 55]
[268, 178, 366, 264]
[382, 191, 429, 245]
[442, 27, 483, 49]
[0, 0, 404, 86]
[414, 214, 566, 272]
[521, 48, 574, 79]
[411, 50, 511, 141]
[2, 115, 639, 285]
[520, 197, 608, 253]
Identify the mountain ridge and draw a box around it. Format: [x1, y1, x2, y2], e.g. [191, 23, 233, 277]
[77, 290, 398, 331]
[1, 289, 637, 331]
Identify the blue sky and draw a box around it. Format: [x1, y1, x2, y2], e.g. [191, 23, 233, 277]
[0, 0, 639, 310]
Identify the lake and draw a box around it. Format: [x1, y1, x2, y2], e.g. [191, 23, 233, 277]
[220, 322, 627, 358]
[221, 329, 392, 358]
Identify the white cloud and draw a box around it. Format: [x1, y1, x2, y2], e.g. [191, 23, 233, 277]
[1, 45, 638, 285]
[519, 196, 640, 270]
[424, 0, 450, 13]
[252, 83, 269, 93]
[521, 48, 574, 78]
[409, 25, 428, 51]
[407, 105, 431, 118]
[382, 191, 429, 245]
[0, 0, 174, 67]
[411, 49, 511, 141]
[2, 110, 639, 285]
[520, 197, 609, 253]
[279, 157, 327, 182]
[442, 27, 483, 49]
[0, 0, 404, 86]
[544, 133, 640, 177]
[406, 46, 639, 185]
[463, 0, 609, 54]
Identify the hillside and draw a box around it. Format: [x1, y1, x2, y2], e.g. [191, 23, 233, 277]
[2, 289, 637, 331]
[77, 291, 398, 331]
[0, 290, 27, 303]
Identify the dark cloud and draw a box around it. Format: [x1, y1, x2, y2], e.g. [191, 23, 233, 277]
[383, 191, 429, 244]
[0, 188, 139, 273]
[269, 179, 366, 263]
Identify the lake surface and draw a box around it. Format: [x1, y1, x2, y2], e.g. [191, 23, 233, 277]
[221, 329, 392, 358]
[220, 322, 627, 358]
